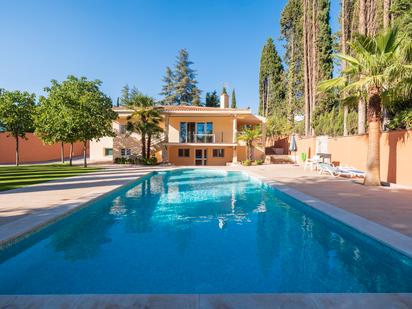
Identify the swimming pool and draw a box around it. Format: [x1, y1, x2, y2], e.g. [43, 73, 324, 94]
[0, 168, 411, 294]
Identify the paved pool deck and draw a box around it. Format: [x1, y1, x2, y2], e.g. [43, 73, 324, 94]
[1, 163, 412, 308]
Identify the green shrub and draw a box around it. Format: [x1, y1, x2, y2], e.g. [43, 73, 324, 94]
[388, 109, 412, 130]
[242, 159, 252, 166]
[114, 157, 128, 164]
[312, 106, 357, 136]
[255, 159, 264, 165]
[146, 157, 158, 165]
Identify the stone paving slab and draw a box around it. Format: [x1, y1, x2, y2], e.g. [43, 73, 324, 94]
[0, 294, 411, 308]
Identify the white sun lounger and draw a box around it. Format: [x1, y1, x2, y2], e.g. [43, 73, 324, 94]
[338, 166, 366, 178]
[318, 163, 355, 178]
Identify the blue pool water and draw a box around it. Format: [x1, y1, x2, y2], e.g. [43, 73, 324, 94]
[1, 169, 412, 294]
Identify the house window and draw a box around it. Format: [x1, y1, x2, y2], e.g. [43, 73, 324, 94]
[121, 148, 131, 157]
[179, 122, 196, 143]
[104, 148, 113, 156]
[178, 148, 190, 158]
[213, 149, 225, 158]
[180, 122, 213, 143]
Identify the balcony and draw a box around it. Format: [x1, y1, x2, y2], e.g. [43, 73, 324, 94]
[179, 132, 229, 144]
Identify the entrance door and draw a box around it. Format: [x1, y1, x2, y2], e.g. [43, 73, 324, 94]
[195, 149, 208, 165]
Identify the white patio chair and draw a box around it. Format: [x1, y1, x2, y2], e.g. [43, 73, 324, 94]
[304, 155, 321, 171]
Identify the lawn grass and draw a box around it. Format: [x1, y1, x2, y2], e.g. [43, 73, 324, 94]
[0, 164, 102, 191]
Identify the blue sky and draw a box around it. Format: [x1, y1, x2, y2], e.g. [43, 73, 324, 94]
[0, 0, 340, 112]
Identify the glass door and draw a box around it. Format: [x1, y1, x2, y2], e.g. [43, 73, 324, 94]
[195, 149, 208, 165]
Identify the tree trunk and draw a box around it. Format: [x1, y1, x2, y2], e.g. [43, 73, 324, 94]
[69, 143, 73, 166]
[83, 141, 87, 168]
[310, 0, 317, 136]
[364, 87, 382, 186]
[303, 0, 311, 136]
[15, 136, 19, 166]
[147, 134, 151, 159]
[287, 33, 295, 125]
[383, 0, 391, 29]
[358, 0, 367, 135]
[343, 106, 349, 136]
[248, 142, 253, 161]
[366, 0, 377, 36]
[61, 142, 65, 164]
[342, 0, 349, 136]
[358, 97, 366, 134]
[141, 133, 146, 160]
[359, 0, 366, 34]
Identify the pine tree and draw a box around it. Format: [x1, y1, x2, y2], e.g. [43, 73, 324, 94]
[258, 38, 285, 117]
[160, 67, 176, 105]
[231, 89, 237, 108]
[120, 84, 130, 105]
[173, 49, 200, 105]
[205, 91, 220, 107]
[192, 88, 201, 106]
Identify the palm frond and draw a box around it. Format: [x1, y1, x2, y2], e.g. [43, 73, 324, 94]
[376, 27, 399, 54]
[334, 53, 361, 67]
[318, 77, 347, 93]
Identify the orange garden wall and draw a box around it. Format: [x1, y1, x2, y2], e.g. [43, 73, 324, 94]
[295, 130, 412, 186]
[0, 132, 84, 164]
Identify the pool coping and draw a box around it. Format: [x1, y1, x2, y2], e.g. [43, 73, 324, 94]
[0, 293, 412, 308]
[245, 170, 412, 259]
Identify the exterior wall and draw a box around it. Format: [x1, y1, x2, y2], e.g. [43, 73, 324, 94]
[89, 136, 113, 162]
[113, 133, 142, 159]
[168, 116, 235, 144]
[0, 132, 84, 164]
[237, 146, 247, 162]
[236, 144, 265, 162]
[296, 130, 412, 186]
[168, 145, 234, 166]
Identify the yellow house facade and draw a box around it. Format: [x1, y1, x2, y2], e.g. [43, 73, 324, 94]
[89, 93, 266, 166]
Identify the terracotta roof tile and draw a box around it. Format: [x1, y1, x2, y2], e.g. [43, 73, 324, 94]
[112, 105, 250, 112]
[160, 105, 249, 112]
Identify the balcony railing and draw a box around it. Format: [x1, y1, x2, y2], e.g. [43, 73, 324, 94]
[179, 132, 228, 144]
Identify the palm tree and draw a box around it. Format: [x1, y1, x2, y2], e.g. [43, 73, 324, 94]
[237, 126, 261, 161]
[126, 91, 163, 160]
[145, 111, 163, 159]
[319, 27, 412, 186]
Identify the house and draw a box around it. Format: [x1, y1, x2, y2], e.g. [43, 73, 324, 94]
[89, 92, 266, 166]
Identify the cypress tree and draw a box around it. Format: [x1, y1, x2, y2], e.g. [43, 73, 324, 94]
[281, 0, 304, 124]
[258, 38, 285, 117]
[231, 89, 237, 108]
[317, 0, 334, 82]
